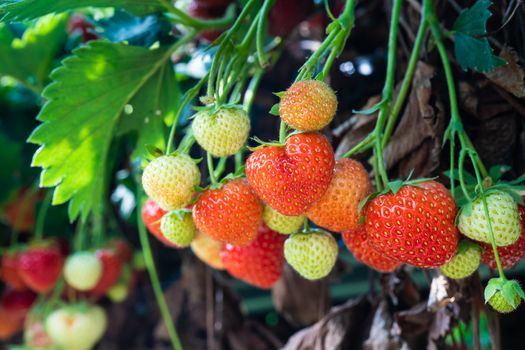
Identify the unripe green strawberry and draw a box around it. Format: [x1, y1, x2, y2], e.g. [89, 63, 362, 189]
[440, 240, 481, 279]
[284, 230, 338, 280]
[458, 191, 520, 246]
[142, 154, 200, 211]
[263, 205, 304, 235]
[107, 283, 128, 303]
[192, 107, 250, 156]
[279, 80, 337, 131]
[488, 290, 522, 313]
[64, 252, 103, 291]
[160, 211, 196, 247]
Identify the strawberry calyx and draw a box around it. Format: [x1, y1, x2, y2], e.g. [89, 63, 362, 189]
[248, 136, 284, 151]
[484, 277, 525, 309]
[165, 208, 192, 221]
[357, 176, 437, 212]
[192, 102, 244, 116]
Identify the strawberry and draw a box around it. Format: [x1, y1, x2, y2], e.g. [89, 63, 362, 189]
[1, 289, 37, 324]
[192, 107, 251, 157]
[366, 181, 458, 268]
[458, 191, 521, 246]
[221, 224, 286, 289]
[18, 241, 64, 293]
[284, 230, 338, 280]
[188, 1, 227, 42]
[1, 251, 26, 290]
[246, 132, 335, 216]
[481, 202, 525, 270]
[45, 303, 107, 350]
[279, 80, 337, 131]
[263, 205, 304, 235]
[440, 240, 481, 279]
[142, 154, 201, 211]
[68, 15, 98, 42]
[488, 290, 521, 313]
[268, 0, 315, 37]
[2, 188, 38, 232]
[160, 211, 196, 247]
[142, 199, 179, 248]
[64, 251, 103, 291]
[190, 231, 225, 269]
[342, 225, 401, 273]
[25, 314, 55, 348]
[109, 238, 133, 263]
[193, 178, 263, 245]
[0, 308, 21, 340]
[307, 158, 371, 232]
[88, 248, 123, 297]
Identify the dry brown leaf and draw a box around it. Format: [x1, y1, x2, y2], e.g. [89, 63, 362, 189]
[485, 48, 525, 98]
[364, 301, 406, 350]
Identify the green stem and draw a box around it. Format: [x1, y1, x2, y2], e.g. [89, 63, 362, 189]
[165, 3, 236, 30]
[256, 0, 276, 66]
[338, 133, 374, 159]
[214, 157, 228, 179]
[243, 69, 264, 113]
[207, 153, 218, 185]
[382, 18, 429, 148]
[278, 121, 287, 143]
[34, 190, 52, 241]
[458, 149, 473, 201]
[136, 186, 183, 350]
[302, 217, 310, 232]
[234, 150, 244, 173]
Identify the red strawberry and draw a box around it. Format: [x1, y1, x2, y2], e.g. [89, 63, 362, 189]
[142, 199, 179, 248]
[2, 188, 39, 232]
[366, 181, 458, 268]
[342, 225, 401, 273]
[1, 289, 37, 323]
[18, 242, 64, 293]
[1, 252, 26, 290]
[88, 248, 123, 297]
[188, 2, 226, 42]
[0, 307, 21, 340]
[268, 0, 315, 37]
[246, 132, 335, 216]
[109, 239, 133, 264]
[68, 15, 98, 42]
[307, 158, 372, 232]
[481, 202, 525, 270]
[193, 178, 263, 246]
[220, 224, 286, 289]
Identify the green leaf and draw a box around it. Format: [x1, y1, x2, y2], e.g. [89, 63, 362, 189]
[269, 103, 279, 116]
[501, 282, 520, 308]
[0, 132, 22, 206]
[488, 165, 511, 182]
[483, 278, 502, 303]
[0, 0, 170, 22]
[0, 15, 67, 87]
[453, 0, 506, 73]
[28, 41, 175, 221]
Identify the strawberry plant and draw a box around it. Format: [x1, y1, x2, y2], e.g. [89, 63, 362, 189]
[0, 0, 524, 348]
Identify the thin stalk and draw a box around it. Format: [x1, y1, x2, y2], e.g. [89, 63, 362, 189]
[165, 3, 236, 30]
[207, 153, 218, 185]
[279, 121, 287, 143]
[34, 191, 52, 241]
[243, 69, 264, 113]
[256, 0, 276, 66]
[214, 157, 228, 179]
[136, 189, 183, 350]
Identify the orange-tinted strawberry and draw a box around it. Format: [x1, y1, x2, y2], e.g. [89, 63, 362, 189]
[17, 241, 64, 293]
[279, 80, 338, 131]
[246, 132, 335, 216]
[366, 181, 458, 268]
[307, 158, 371, 232]
[193, 179, 263, 246]
[1, 252, 26, 290]
[2, 188, 39, 232]
[88, 247, 123, 297]
[342, 225, 401, 273]
[481, 202, 525, 270]
[141, 199, 179, 248]
[221, 224, 286, 288]
[191, 231, 225, 270]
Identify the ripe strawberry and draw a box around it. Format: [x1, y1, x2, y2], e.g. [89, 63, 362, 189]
[279, 80, 337, 131]
[64, 252, 103, 291]
[0, 308, 21, 340]
[2, 188, 38, 232]
[190, 231, 225, 269]
[68, 15, 98, 42]
[160, 211, 196, 247]
[88, 248, 123, 297]
[366, 181, 458, 268]
[188, 1, 227, 42]
[268, 0, 315, 37]
[263, 205, 304, 234]
[192, 107, 251, 157]
[142, 154, 201, 211]
[1, 289, 37, 324]
[307, 159, 371, 232]
[142, 199, 179, 248]
[1, 251, 26, 290]
[221, 224, 286, 289]
[488, 290, 521, 313]
[440, 240, 481, 279]
[45, 303, 107, 350]
[18, 241, 64, 293]
[246, 132, 335, 216]
[193, 178, 263, 245]
[342, 225, 401, 273]
[284, 230, 338, 280]
[481, 202, 525, 270]
[458, 191, 520, 246]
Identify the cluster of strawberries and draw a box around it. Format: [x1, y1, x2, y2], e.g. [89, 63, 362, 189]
[141, 79, 525, 312]
[0, 238, 138, 346]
